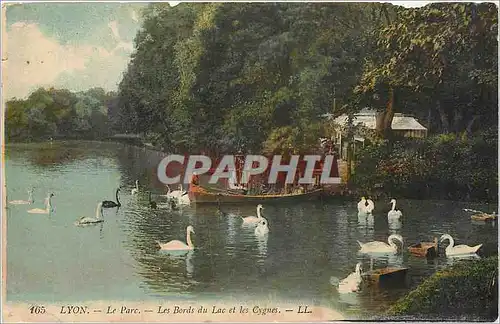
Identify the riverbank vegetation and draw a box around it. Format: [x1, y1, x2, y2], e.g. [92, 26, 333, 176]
[383, 256, 498, 321]
[351, 130, 498, 202]
[5, 87, 118, 142]
[4, 3, 498, 202]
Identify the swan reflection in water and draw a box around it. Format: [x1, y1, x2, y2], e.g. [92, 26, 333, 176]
[338, 289, 361, 306]
[444, 253, 481, 266]
[255, 232, 268, 262]
[471, 219, 496, 227]
[357, 213, 375, 239]
[158, 249, 195, 278]
[383, 253, 404, 266]
[357, 213, 374, 227]
[99, 222, 105, 239]
[388, 218, 402, 232]
[185, 250, 194, 278]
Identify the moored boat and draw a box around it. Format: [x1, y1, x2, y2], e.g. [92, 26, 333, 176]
[470, 212, 497, 222]
[408, 238, 438, 258]
[464, 208, 497, 222]
[188, 183, 323, 205]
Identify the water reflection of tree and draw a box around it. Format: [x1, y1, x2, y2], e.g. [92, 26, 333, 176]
[114, 144, 175, 192]
[28, 143, 87, 167]
[7, 141, 122, 169]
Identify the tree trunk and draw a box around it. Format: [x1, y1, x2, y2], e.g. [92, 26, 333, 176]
[466, 115, 479, 136]
[383, 87, 395, 138]
[436, 100, 450, 133]
[345, 113, 355, 182]
[426, 106, 432, 133]
[452, 108, 464, 133]
[346, 140, 352, 181]
[375, 86, 395, 139]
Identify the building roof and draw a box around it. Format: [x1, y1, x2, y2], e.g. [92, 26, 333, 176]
[324, 109, 427, 131]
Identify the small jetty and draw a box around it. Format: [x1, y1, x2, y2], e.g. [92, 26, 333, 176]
[408, 238, 438, 258]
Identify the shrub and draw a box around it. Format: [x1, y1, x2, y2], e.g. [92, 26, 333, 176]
[350, 131, 498, 202]
[383, 256, 498, 321]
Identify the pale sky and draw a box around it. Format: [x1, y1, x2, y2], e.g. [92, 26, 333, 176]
[2, 1, 433, 100]
[2, 3, 147, 100]
[389, 1, 431, 7]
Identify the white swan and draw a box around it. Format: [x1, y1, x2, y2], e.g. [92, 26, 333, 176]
[9, 188, 34, 205]
[165, 184, 181, 199]
[242, 204, 264, 224]
[131, 180, 139, 195]
[439, 234, 482, 257]
[27, 193, 53, 214]
[388, 199, 402, 219]
[366, 199, 375, 213]
[357, 197, 367, 213]
[176, 185, 191, 205]
[75, 202, 104, 226]
[358, 197, 374, 215]
[165, 184, 190, 205]
[157, 225, 195, 251]
[357, 234, 403, 255]
[255, 218, 269, 236]
[337, 263, 363, 294]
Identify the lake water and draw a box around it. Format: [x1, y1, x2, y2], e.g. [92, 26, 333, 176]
[4, 141, 498, 320]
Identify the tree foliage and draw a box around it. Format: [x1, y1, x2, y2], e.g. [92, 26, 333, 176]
[5, 87, 117, 142]
[351, 130, 498, 202]
[117, 2, 384, 154]
[356, 3, 498, 137]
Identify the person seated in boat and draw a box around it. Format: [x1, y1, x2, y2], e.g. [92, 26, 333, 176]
[260, 183, 270, 195]
[228, 172, 247, 195]
[191, 172, 200, 185]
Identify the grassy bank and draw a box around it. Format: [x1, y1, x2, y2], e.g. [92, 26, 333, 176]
[380, 256, 498, 321]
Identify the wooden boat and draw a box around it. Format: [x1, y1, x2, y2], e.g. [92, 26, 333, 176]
[471, 212, 497, 222]
[362, 267, 408, 287]
[188, 183, 323, 205]
[408, 238, 438, 258]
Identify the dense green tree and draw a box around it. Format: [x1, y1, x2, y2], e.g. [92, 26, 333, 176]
[117, 2, 384, 154]
[5, 87, 116, 142]
[356, 2, 498, 138]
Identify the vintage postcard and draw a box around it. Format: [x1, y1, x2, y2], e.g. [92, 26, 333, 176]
[1, 0, 498, 322]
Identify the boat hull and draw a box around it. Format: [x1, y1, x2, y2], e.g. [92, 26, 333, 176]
[408, 238, 438, 258]
[189, 185, 323, 205]
[408, 243, 437, 258]
[471, 214, 497, 222]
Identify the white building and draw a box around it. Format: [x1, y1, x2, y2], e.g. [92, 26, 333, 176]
[322, 108, 428, 159]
